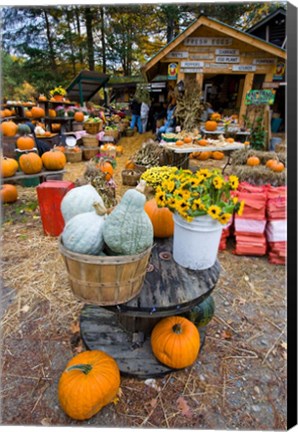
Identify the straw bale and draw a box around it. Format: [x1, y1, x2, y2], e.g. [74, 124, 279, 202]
[233, 165, 286, 186]
[231, 149, 282, 166]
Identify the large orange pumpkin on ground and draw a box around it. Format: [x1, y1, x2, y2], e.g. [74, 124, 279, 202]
[41, 150, 67, 170]
[19, 152, 43, 174]
[1, 157, 19, 177]
[144, 198, 174, 238]
[31, 106, 45, 118]
[0, 120, 18, 137]
[151, 316, 200, 369]
[247, 156, 260, 166]
[212, 151, 224, 160]
[58, 350, 120, 421]
[1, 184, 18, 203]
[16, 136, 35, 151]
[74, 111, 84, 122]
[197, 151, 212, 161]
[205, 121, 218, 131]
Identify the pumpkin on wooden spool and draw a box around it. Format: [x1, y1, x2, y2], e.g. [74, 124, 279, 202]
[144, 198, 174, 238]
[196, 151, 212, 161]
[19, 152, 43, 174]
[58, 350, 120, 421]
[31, 106, 45, 118]
[205, 120, 218, 131]
[197, 139, 209, 147]
[1, 184, 18, 203]
[48, 109, 57, 118]
[212, 151, 224, 160]
[74, 111, 84, 122]
[151, 316, 200, 369]
[16, 136, 35, 151]
[247, 156, 260, 166]
[41, 149, 67, 170]
[0, 120, 18, 137]
[1, 157, 19, 178]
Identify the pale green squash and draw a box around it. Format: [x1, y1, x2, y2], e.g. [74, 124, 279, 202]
[61, 184, 105, 223]
[103, 182, 153, 255]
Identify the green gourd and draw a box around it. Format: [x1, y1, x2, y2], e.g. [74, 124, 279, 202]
[62, 202, 107, 255]
[18, 124, 31, 136]
[183, 295, 215, 328]
[103, 181, 153, 255]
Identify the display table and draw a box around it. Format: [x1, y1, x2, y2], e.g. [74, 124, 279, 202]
[80, 237, 220, 378]
[200, 126, 251, 139]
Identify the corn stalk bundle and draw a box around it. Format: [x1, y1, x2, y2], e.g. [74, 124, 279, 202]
[174, 78, 205, 132]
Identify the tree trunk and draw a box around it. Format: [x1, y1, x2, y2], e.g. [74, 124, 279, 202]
[84, 7, 95, 71]
[75, 6, 84, 64]
[100, 7, 106, 74]
[44, 10, 57, 71]
[66, 7, 76, 76]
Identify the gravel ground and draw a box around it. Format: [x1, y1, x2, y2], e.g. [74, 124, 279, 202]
[0, 132, 287, 428]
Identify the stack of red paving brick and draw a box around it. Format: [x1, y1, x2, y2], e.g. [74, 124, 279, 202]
[266, 185, 287, 265]
[233, 182, 268, 256]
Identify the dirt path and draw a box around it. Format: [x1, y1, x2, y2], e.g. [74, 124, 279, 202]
[1, 133, 287, 428]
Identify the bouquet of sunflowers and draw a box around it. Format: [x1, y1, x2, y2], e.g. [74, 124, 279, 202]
[155, 168, 245, 224]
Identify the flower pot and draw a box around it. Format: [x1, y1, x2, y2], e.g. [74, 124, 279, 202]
[173, 213, 223, 270]
[53, 95, 64, 102]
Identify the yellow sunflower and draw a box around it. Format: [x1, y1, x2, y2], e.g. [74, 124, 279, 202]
[229, 175, 239, 190]
[155, 188, 167, 207]
[219, 213, 232, 224]
[207, 205, 221, 219]
[237, 200, 245, 216]
[213, 176, 224, 190]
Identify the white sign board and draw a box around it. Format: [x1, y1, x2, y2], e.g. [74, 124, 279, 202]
[150, 82, 166, 88]
[232, 65, 257, 72]
[189, 54, 213, 60]
[184, 37, 232, 46]
[181, 61, 204, 68]
[253, 58, 277, 65]
[262, 82, 280, 89]
[215, 49, 239, 55]
[208, 63, 231, 69]
[216, 56, 240, 63]
[180, 68, 203, 73]
[166, 51, 188, 58]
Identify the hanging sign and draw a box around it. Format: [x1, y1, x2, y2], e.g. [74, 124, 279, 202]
[189, 54, 213, 60]
[181, 61, 204, 68]
[273, 61, 285, 81]
[168, 63, 178, 80]
[166, 51, 188, 58]
[245, 89, 276, 105]
[232, 65, 256, 71]
[216, 56, 240, 63]
[208, 63, 231, 69]
[150, 82, 166, 88]
[180, 68, 203, 73]
[215, 48, 239, 55]
[253, 58, 277, 65]
[262, 82, 280, 89]
[184, 37, 232, 46]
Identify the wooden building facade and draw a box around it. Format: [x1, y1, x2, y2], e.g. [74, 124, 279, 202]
[142, 15, 286, 122]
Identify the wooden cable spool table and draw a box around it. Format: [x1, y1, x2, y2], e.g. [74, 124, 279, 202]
[80, 237, 220, 378]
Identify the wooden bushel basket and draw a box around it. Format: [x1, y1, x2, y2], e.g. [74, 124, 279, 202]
[59, 237, 152, 305]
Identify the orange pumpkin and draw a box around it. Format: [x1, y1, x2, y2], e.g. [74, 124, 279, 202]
[151, 316, 200, 369]
[24, 110, 32, 118]
[1, 157, 19, 177]
[183, 136, 192, 144]
[51, 123, 61, 131]
[211, 112, 221, 121]
[212, 151, 224, 160]
[125, 160, 135, 170]
[38, 95, 47, 101]
[44, 131, 51, 136]
[41, 150, 67, 170]
[247, 156, 260, 166]
[98, 161, 114, 181]
[58, 350, 120, 420]
[1, 184, 18, 203]
[198, 139, 208, 147]
[54, 145, 65, 153]
[226, 138, 234, 143]
[197, 151, 212, 161]
[74, 111, 84, 122]
[175, 140, 184, 146]
[0, 120, 18, 137]
[19, 152, 43, 174]
[48, 109, 57, 118]
[271, 161, 285, 172]
[244, 141, 250, 146]
[205, 121, 217, 131]
[144, 198, 174, 238]
[266, 159, 278, 169]
[116, 145, 123, 155]
[16, 136, 35, 151]
[31, 106, 45, 118]
[4, 109, 12, 117]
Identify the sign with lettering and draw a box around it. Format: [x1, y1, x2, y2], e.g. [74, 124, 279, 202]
[208, 63, 231, 69]
[168, 63, 178, 80]
[181, 61, 204, 68]
[166, 51, 188, 58]
[253, 58, 276, 65]
[184, 37, 232, 46]
[151, 82, 166, 88]
[216, 56, 240, 63]
[262, 82, 280, 89]
[189, 54, 213, 60]
[180, 68, 203, 73]
[232, 65, 256, 72]
[245, 89, 276, 105]
[215, 49, 239, 55]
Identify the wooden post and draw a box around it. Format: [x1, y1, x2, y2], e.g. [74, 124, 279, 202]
[177, 70, 185, 82]
[239, 73, 254, 125]
[196, 73, 203, 92]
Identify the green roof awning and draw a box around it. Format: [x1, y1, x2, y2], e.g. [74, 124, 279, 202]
[66, 70, 110, 105]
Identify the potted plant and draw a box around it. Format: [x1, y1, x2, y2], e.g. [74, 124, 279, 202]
[155, 168, 245, 270]
[49, 86, 67, 102]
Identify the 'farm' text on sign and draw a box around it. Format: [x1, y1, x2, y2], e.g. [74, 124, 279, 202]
[166, 51, 188, 58]
[184, 37, 232, 46]
[181, 61, 204, 68]
[216, 56, 240, 63]
[232, 65, 256, 72]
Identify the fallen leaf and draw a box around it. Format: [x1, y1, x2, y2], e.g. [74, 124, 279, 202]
[150, 398, 158, 408]
[221, 330, 232, 340]
[41, 418, 51, 426]
[177, 396, 193, 418]
[70, 321, 80, 334]
[21, 305, 30, 313]
[280, 341, 287, 350]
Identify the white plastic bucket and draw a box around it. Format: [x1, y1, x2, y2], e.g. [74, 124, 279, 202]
[173, 213, 223, 270]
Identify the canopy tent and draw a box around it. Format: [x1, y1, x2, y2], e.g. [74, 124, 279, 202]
[66, 70, 110, 106]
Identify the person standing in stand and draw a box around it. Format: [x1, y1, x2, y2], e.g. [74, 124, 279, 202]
[129, 98, 142, 133]
[140, 100, 150, 133]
